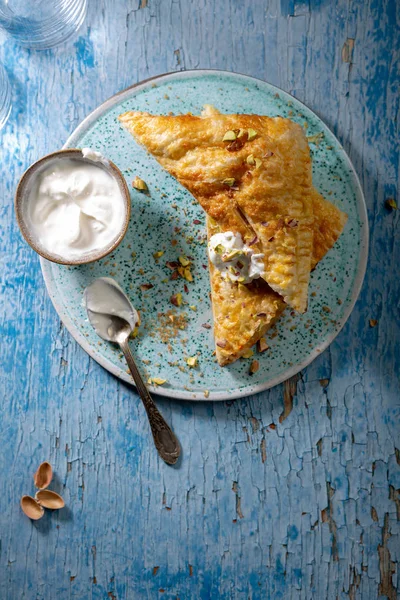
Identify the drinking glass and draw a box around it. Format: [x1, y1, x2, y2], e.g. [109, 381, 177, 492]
[0, 0, 87, 50]
[0, 62, 11, 130]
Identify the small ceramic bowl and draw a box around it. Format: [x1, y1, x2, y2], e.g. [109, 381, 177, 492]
[15, 148, 131, 265]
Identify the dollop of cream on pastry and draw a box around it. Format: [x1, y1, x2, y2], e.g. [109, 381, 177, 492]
[208, 231, 264, 284]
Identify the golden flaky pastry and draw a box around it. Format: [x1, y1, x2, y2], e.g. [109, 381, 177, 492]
[207, 190, 347, 364]
[119, 107, 315, 312]
[207, 217, 286, 365]
[119, 107, 347, 365]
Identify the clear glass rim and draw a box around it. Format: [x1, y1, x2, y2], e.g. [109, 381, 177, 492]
[0, 63, 11, 130]
[0, 0, 87, 50]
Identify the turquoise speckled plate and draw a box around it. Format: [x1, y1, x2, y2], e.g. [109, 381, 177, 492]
[40, 70, 368, 401]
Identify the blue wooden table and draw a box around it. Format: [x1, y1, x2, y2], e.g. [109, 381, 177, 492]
[0, 1, 399, 598]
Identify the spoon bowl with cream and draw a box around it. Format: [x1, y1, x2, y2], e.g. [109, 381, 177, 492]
[15, 148, 131, 265]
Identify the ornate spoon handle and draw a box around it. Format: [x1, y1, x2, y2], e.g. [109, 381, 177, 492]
[119, 338, 180, 465]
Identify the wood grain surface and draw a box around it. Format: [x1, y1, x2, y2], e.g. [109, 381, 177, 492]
[0, 1, 399, 598]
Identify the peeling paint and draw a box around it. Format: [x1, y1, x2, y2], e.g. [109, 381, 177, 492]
[280, 373, 300, 422]
[389, 486, 400, 520]
[261, 437, 267, 463]
[378, 514, 397, 600]
[321, 483, 338, 562]
[232, 482, 244, 519]
[342, 38, 355, 63]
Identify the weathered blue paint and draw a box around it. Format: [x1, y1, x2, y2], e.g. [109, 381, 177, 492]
[0, 1, 399, 599]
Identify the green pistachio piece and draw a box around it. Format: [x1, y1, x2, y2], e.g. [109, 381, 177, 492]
[222, 178, 236, 186]
[222, 130, 237, 142]
[132, 176, 149, 192]
[247, 128, 258, 141]
[246, 154, 256, 166]
[222, 249, 243, 262]
[307, 132, 324, 145]
[148, 377, 167, 386]
[178, 255, 191, 267]
[254, 157, 262, 169]
[186, 356, 198, 368]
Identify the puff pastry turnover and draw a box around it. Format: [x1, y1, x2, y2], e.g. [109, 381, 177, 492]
[208, 189, 347, 364]
[119, 107, 348, 365]
[119, 108, 315, 312]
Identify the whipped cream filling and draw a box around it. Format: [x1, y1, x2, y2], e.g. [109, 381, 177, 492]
[208, 231, 264, 284]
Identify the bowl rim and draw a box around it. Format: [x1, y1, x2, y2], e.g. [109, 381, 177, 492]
[14, 147, 131, 266]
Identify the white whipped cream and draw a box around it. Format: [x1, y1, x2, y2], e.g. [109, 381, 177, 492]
[208, 231, 264, 284]
[27, 158, 126, 260]
[81, 147, 109, 165]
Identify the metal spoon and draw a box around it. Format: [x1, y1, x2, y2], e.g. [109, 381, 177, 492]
[84, 277, 180, 465]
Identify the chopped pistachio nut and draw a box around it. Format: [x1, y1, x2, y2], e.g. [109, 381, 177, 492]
[186, 356, 198, 368]
[254, 157, 262, 169]
[247, 128, 258, 141]
[132, 176, 149, 192]
[222, 249, 243, 262]
[246, 154, 256, 166]
[148, 377, 167, 386]
[153, 250, 164, 259]
[184, 268, 193, 282]
[307, 132, 324, 145]
[178, 255, 190, 267]
[222, 178, 236, 186]
[237, 128, 246, 139]
[222, 130, 237, 142]
[204, 390, 210, 398]
[189, 305, 197, 311]
[249, 359, 259, 374]
[242, 349, 254, 359]
[177, 266, 193, 281]
[170, 293, 182, 307]
[214, 244, 224, 254]
[385, 198, 397, 210]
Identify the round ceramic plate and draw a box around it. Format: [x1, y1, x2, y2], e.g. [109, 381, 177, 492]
[40, 70, 368, 401]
